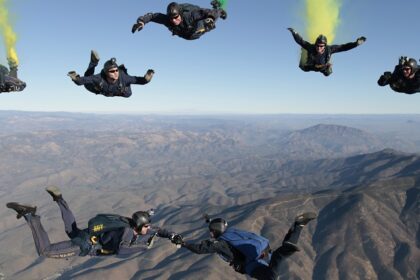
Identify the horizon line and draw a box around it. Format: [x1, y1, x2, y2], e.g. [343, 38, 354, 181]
[1, 109, 420, 117]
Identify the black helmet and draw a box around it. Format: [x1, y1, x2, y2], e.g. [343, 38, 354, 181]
[103, 58, 118, 72]
[167, 2, 181, 18]
[315, 34, 327, 45]
[403, 58, 418, 73]
[132, 211, 151, 230]
[208, 218, 227, 238]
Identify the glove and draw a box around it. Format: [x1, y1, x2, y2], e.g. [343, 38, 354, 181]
[287, 27, 296, 34]
[356, 36, 366, 45]
[170, 234, 184, 246]
[144, 69, 154, 82]
[67, 71, 80, 81]
[132, 21, 144, 33]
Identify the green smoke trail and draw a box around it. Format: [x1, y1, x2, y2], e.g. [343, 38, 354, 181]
[218, 0, 228, 10]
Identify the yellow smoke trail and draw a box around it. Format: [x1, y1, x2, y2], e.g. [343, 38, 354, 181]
[0, 0, 19, 66]
[305, 0, 341, 43]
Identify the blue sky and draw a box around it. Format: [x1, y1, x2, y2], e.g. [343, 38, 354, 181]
[0, 0, 419, 114]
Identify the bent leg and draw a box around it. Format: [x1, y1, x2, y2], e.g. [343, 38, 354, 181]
[84, 61, 97, 77]
[82, 62, 102, 94]
[282, 221, 303, 245]
[24, 214, 80, 258]
[250, 261, 279, 280]
[56, 198, 82, 239]
[266, 223, 303, 277]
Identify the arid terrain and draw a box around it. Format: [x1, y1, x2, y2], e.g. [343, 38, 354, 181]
[0, 112, 419, 280]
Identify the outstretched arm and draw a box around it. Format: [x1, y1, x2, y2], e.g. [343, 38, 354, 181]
[287, 28, 312, 50]
[155, 227, 175, 239]
[330, 36, 366, 53]
[123, 70, 154, 85]
[183, 239, 223, 254]
[69, 73, 101, 86]
[116, 228, 149, 256]
[139, 12, 168, 25]
[132, 13, 169, 33]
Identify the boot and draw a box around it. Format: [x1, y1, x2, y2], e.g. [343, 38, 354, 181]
[45, 186, 63, 201]
[91, 50, 100, 65]
[295, 212, 317, 227]
[6, 202, 37, 219]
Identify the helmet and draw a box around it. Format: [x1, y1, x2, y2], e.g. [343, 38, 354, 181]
[132, 211, 151, 230]
[315, 34, 328, 45]
[208, 218, 227, 238]
[403, 58, 418, 73]
[103, 58, 118, 72]
[167, 2, 181, 18]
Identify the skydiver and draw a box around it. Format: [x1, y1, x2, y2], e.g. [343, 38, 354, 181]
[131, 1, 227, 40]
[171, 212, 317, 280]
[378, 57, 420, 94]
[0, 59, 26, 93]
[67, 51, 154, 98]
[287, 28, 366, 76]
[6, 186, 180, 258]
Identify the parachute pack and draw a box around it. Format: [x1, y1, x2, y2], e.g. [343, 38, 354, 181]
[88, 214, 131, 238]
[219, 228, 269, 261]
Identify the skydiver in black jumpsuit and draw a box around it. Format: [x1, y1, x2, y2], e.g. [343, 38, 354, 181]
[68, 53, 154, 98]
[131, 1, 227, 40]
[287, 28, 366, 76]
[0, 59, 26, 93]
[171, 212, 317, 280]
[7, 186, 178, 258]
[378, 57, 420, 94]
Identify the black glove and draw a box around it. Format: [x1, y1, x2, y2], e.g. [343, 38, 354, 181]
[287, 27, 296, 34]
[132, 21, 144, 33]
[170, 234, 184, 246]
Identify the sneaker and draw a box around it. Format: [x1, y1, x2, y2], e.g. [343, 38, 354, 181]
[90, 50, 100, 64]
[295, 212, 317, 226]
[45, 186, 62, 201]
[6, 202, 37, 219]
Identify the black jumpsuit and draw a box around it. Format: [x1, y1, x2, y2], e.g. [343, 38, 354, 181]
[182, 223, 304, 280]
[378, 65, 420, 94]
[72, 66, 150, 98]
[22, 197, 173, 258]
[290, 32, 360, 76]
[0, 64, 26, 93]
[137, 5, 223, 40]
